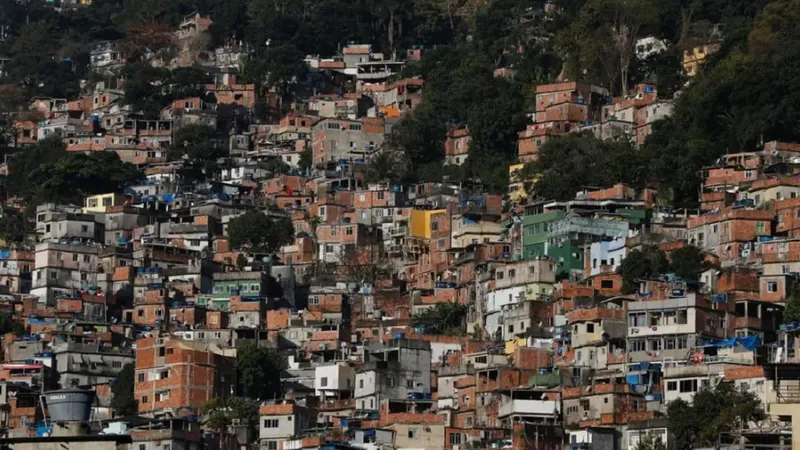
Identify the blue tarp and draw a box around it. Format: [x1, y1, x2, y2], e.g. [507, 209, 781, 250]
[702, 336, 761, 351]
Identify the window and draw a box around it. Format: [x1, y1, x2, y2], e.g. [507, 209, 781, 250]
[81, 225, 89, 233]
[667, 381, 677, 391]
[664, 337, 676, 350]
[159, 370, 169, 379]
[757, 221, 766, 234]
[768, 281, 779, 293]
[264, 419, 279, 428]
[450, 434, 462, 445]
[377, 192, 385, 200]
[677, 336, 688, 349]
[586, 323, 595, 333]
[155, 390, 169, 402]
[50, 271, 58, 280]
[73, 254, 79, 262]
[497, 271, 504, 280]
[84, 255, 91, 263]
[137, 373, 145, 382]
[320, 377, 328, 387]
[112, 361, 122, 369]
[408, 428, 418, 439]
[359, 379, 364, 389]
[267, 442, 278, 450]
[407, 379, 415, 388]
[679, 379, 698, 393]
[629, 312, 646, 327]
[650, 339, 663, 351]
[508, 269, 516, 278]
[386, 378, 395, 387]
[346, 227, 353, 236]
[431, 221, 439, 231]
[601, 280, 614, 289]
[141, 396, 148, 404]
[629, 339, 646, 352]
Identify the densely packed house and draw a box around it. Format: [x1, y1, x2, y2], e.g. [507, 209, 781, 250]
[0, 10, 797, 450]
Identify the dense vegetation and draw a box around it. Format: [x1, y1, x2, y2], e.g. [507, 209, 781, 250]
[2, 0, 800, 199]
[617, 244, 707, 293]
[667, 382, 765, 450]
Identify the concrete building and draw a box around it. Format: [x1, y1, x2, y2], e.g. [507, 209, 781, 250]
[314, 362, 355, 399]
[31, 242, 102, 305]
[134, 336, 236, 415]
[354, 338, 432, 411]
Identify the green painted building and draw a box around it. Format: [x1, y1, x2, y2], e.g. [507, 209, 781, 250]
[210, 271, 269, 311]
[521, 201, 648, 277]
[522, 210, 566, 260]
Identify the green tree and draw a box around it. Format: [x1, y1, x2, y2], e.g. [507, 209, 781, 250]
[0, 313, 24, 336]
[241, 43, 308, 97]
[298, 147, 312, 173]
[411, 302, 467, 335]
[558, 0, 657, 95]
[110, 363, 138, 417]
[29, 152, 139, 206]
[667, 382, 765, 450]
[202, 396, 259, 431]
[237, 345, 287, 400]
[387, 102, 446, 170]
[784, 281, 800, 323]
[618, 245, 670, 294]
[227, 210, 294, 253]
[169, 124, 223, 165]
[0, 212, 31, 246]
[364, 150, 410, 184]
[6, 136, 67, 201]
[529, 133, 646, 201]
[669, 245, 706, 281]
[634, 433, 666, 450]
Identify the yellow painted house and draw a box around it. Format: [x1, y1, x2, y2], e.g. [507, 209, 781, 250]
[508, 163, 529, 204]
[83, 193, 125, 214]
[409, 209, 445, 239]
[682, 43, 721, 77]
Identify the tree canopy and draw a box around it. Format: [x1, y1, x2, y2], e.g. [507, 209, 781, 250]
[618, 245, 670, 294]
[667, 382, 765, 450]
[202, 396, 259, 431]
[411, 302, 468, 335]
[5, 137, 138, 209]
[527, 133, 646, 202]
[236, 344, 287, 400]
[226, 210, 295, 254]
[110, 363, 138, 417]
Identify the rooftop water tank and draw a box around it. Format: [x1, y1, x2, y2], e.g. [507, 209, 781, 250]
[45, 389, 94, 422]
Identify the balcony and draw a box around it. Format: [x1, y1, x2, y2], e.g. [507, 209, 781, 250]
[390, 226, 407, 236]
[498, 400, 558, 418]
[568, 307, 625, 324]
[734, 316, 772, 330]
